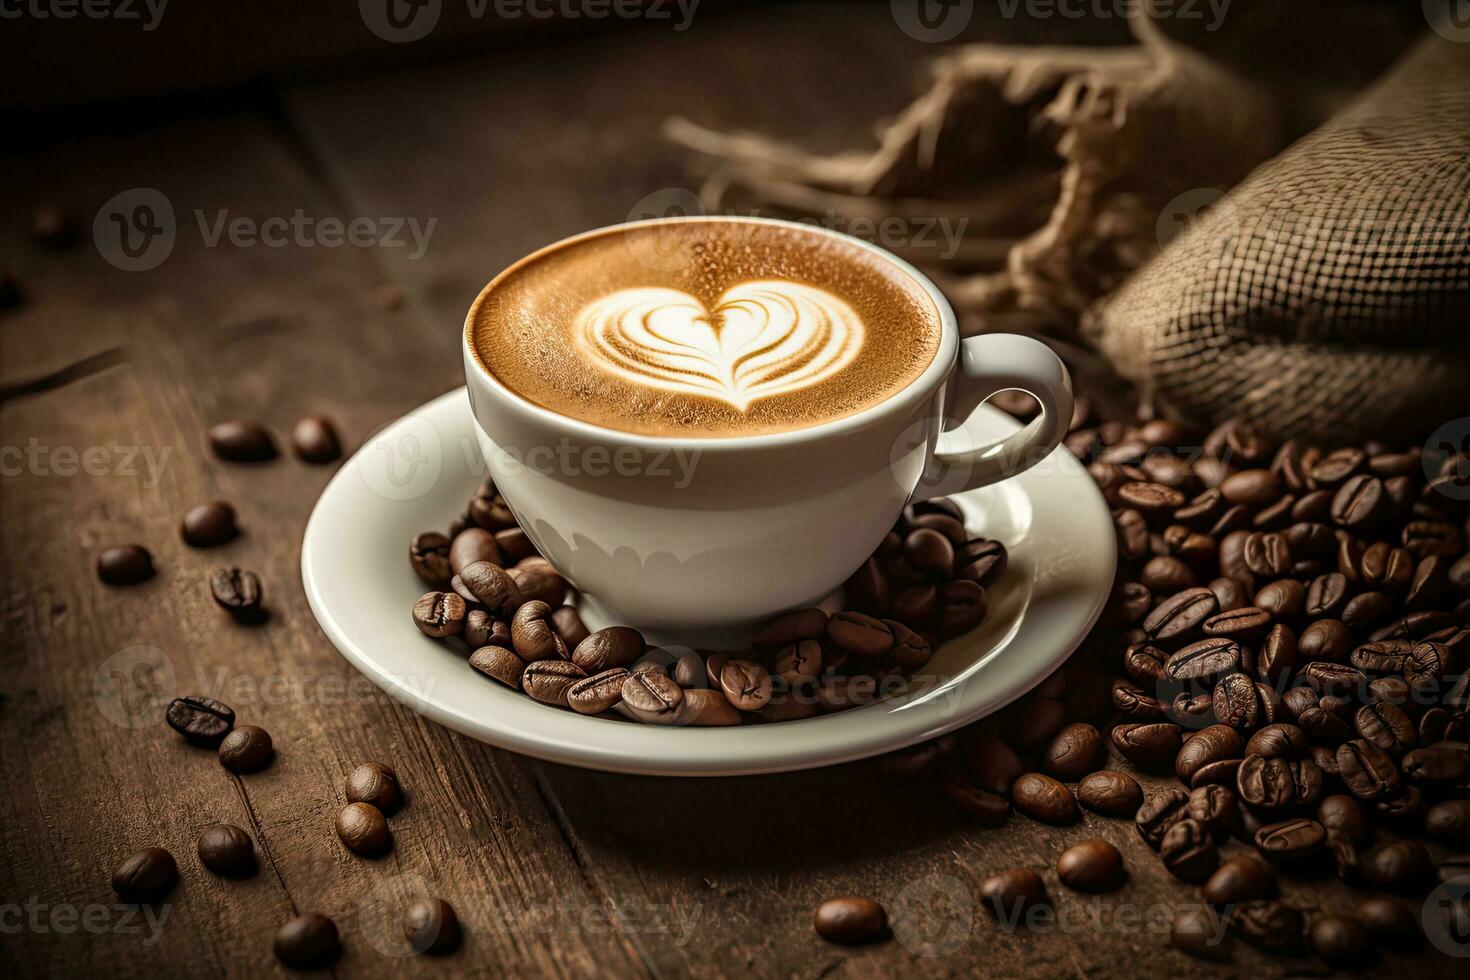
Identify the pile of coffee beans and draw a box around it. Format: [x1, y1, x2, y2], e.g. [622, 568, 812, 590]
[856, 406, 1470, 966]
[410, 480, 1006, 725]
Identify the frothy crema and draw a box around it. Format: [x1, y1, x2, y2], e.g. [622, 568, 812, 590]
[468, 219, 943, 438]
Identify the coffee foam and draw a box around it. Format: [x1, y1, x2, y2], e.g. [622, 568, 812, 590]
[469, 219, 943, 437]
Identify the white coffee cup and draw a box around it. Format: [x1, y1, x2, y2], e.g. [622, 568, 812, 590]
[463, 217, 1073, 632]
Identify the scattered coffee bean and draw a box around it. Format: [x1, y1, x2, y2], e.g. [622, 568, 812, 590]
[336, 801, 391, 856]
[1362, 840, 1434, 894]
[470, 646, 525, 689]
[1202, 855, 1276, 906]
[1161, 818, 1218, 883]
[405, 897, 462, 955]
[1171, 906, 1231, 961]
[111, 847, 177, 903]
[165, 696, 235, 747]
[1110, 722, 1182, 772]
[211, 567, 265, 622]
[274, 914, 341, 969]
[1010, 772, 1077, 825]
[1353, 896, 1421, 948]
[97, 545, 155, 586]
[208, 421, 277, 462]
[1056, 839, 1125, 892]
[813, 897, 888, 944]
[181, 501, 238, 547]
[218, 725, 273, 774]
[345, 762, 403, 815]
[291, 415, 342, 463]
[1076, 770, 1142, 817]
[978, 869, 1048, 919]
[1229, 899, 1305, 955]
[410, 532, 453, 586]
[1042, 723, 1105, 781]
[197, 824, 256, 877]
[1309, 914, 1373, 970]
[1426, 799, 1470, 847]
[567, 668, 630, 715]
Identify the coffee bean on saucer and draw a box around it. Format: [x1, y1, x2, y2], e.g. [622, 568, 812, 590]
[511, 601, 569, 662]
[572, 626, 643, 674]
[493, 527, 538, 564]
[458, 561, 521, 617]
[97, 545, 154, 585]
[1310, 915, 1373, 970]
[719, 660, 772, 711]
[1056, 839, 1125, 892]
[336, 801, 391, 856]
[463, 609, 506, 648]
[449, 528, 502, 576]
[218, 725, 273, 774]
[550, 605, 590, 649]
[827, 611, 894, 657]
[345, 762, 403, 814]
[1202, 855, 1276, 906]
[938, 579, 988, 636]
[522, 660, 586, 708]
[1042, 723, 1105, 781]
[773, 640, 823, 684]
[978, 869, 1048, 919]
[956, 538, 1007, 587]
[1076, 770, 1142, 817]
[680, 688, 744, 726]
[1010, 772, 1078, 825]
[197, 823, 256, 877]
[414, 591, 466, 638]
[813, 897, 888, 944]
[1353, 897, 1422, 948]
[291, 415, 341, 463]
[1171, 906, 1232, 961]
[208, 421, 277, 462]
[621, 669, 684, 723]
[166, 696, 235, 746]
[405, 897, 462, 955]
[509, 557, 566, 607]
[181, 501, 238, 547]
[410, 532, 452, 586]
[567, 668, 630, 715]
[754, 607, 828, 646]
[470, 646, 525, 689]
[274, 914, 341, 969]
[904, 528, 954, 579]
[111, 847, 177, 903]
[211, 567, 264, 622]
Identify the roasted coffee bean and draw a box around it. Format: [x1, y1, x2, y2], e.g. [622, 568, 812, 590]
[1237, 754, 1323, 810]
[1309, 915, 1373, 970]
[97, 545, 155, 586]
[197, 823, 256, 877]
[1304, 573, 1347, 617]
[1140, 555, 1196, 593]
[1221, 469, 1281, 507]
[508, 558, 566, 607]
[1175, 725, 1243, 782]
[979, 869, 1048, 918]
[1075, 770, 1141, 817]
[409, 531, 453, 585]
[1110, 722, 1182, 771]
[1426, 800, 1470, 847]
[1403, 520, 1462, 559]
[208, 420, 277, 462]
[1165, 638, 1242, 687]
[344, 762, 403, 814]
[462, 610, 506, 649]
[541, 607, 587, 652]
[1243, 532, 1291, 577]
[1213, 674, 1279, 730]
[1254, 625, 1297, 685]
[1056, 840, 1125, 893]
[906, 512, 967, 546]
[165, 696, 235, 747]
[1143, 588, 1217, 641]
[937, 579, 988, 636]
[180, 501, 239, 548]
[457, 561, 520, 617]
[210, 567, 264, 621]
[413, 591, 465, 638]
[955, 538, 1008, 587]
[1187, 784, 1238, 838]
[1301, 661, 1366, 697]
[1374, 786, 1426, 826]
[1404, 641, 1450, 692]
[111, 847, 177, 903]
[890, 584, 937, 626]
[1401, 743, 1469, 786]
[962, 734, 1024, 795]
[567, 668, 630, 715]
[813, 897, 887, 944]
[470, 645, 524, 689]
[772, 639, 823, 685]
[565, 626, 641, 674]
[1354, 897, 1421, 948]
[679, 688, 743, 726]
[510, 601, 568, 662]
[404, 897, 461, 955]
[1230, 899, 1305, 955]
[1293, 489, 1335, 522]
[753, 607, 828, 646]
[1203, 856, 1276, 906]
[274, 914, 341, 969]
[1245, 723, 1307, 759]
[1118, 481, 1186, 514]
[903, 528, 954, 579]
[336, 801, 392, 857]
[1363, 840, 1434, 894]
[1331, 474, 1386, 528]
[1161, 818, 1219, 883]
[1337, 740, 1401, 800]
[1298, 619, 1352, 662]
[1042, 723, 1105, 781]
[1350, 638, 1414, 674]
[522, 660, 586, 709]
[1318, 794, 1371, 844]
[1343, 590, 1393, 631]
[449, 528, 502, 575]
[1136, 788, 1189, 849]
[1010, 772, 1077, 824]
[1110, 581, 1152, 624]
[493, 526, 538, 564]
[1254, 818, 1326, 865]
[885, 621, 932, 672]
[1123, 643, 1168, 685]
[844, 558, 891, 614]
[1354, 702, 1416, 757]
[1112, 681, 1169, 721]
[218, 725, 273, 774]
[1255, 579, 1305, 619]
[1208, 576, 1250, 612]
[1405, 554, 1449, 610]
[719, 660, 773, 711]
[620, 669, 684, 723]
[826, 611, 894, 657]
[1366, 674, 1412, 707]
[291, 415, 342, 463]
[1203, 606, 1272, 641]
[1310, 447, 1365, 485]
[1171, 906, 1232, 961]
[941, 769, 1010, 825]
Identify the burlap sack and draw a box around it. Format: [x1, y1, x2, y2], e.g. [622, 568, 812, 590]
[1094, 33, 1470, 443]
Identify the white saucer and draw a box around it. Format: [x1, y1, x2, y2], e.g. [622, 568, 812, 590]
[302, 388, 1115, 776]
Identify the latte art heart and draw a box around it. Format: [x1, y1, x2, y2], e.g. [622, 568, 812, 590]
[574, 280, 866, 411]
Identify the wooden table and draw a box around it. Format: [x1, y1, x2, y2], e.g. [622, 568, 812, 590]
[0, 5, 1451, 976]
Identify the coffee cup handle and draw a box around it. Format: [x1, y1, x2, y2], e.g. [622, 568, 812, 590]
[917, 334, 1074, 499]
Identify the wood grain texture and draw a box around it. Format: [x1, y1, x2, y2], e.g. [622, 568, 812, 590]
[0, 4, 1454, 977]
